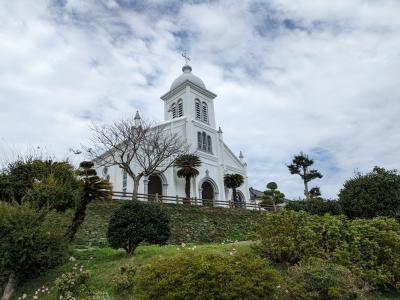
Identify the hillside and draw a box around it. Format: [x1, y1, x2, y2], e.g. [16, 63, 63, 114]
[47, 201, 265, 247]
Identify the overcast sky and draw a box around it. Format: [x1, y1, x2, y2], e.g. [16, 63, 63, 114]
[1, 0, 399, 199]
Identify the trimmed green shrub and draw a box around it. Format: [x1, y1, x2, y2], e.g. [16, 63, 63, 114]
[338, 167, 400, 219]
[0, 202, 68, 298]
[107, 201, 170, 254]
[136, 252, 283, 299]
[286, 258, 364, 300]
[285, 198, 342, 216]
[253, 210, 400, 290]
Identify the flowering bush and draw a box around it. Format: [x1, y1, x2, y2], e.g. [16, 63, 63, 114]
[54, 265, 90, 299]
[136, 252, 282, 299]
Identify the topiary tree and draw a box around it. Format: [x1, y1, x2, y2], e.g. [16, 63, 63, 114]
[174, 154, 201, 203]
[0, 202, 67, 300]
[287, 152, 323, 200]
[64, 161, 112, 243]
[260, 182, 285, 211]
[107, 201, 170, 254]
[136, 252, 283, 299]
[338, 166, 400, 219]
[224, 173, 244, 207]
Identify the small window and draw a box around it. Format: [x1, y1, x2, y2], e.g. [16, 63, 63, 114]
[202, 132, 207, 150]
[177, 99, 183, 117]
[195, 99, 201, 120]
[122, 170, 127, 193]
[171, 103, 177, 118]
[207, 135, 212, 153]
[197, 132, 202, 149]
[202, 102, 208, 123]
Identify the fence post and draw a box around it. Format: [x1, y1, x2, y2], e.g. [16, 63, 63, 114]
[195, 197, 198, 206]
[176, 195, 179, 205]
[155, 193, 159, 203]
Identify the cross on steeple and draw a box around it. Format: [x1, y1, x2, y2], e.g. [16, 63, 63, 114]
[181, 50, 191, 65]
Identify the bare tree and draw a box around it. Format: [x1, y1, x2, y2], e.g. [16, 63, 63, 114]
[88, 114, 187, 199]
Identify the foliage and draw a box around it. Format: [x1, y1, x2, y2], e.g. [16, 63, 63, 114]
[110, 263, 136, 290]
[135, 251, 283, 300]
[287, 152, 323, 199]
[0, 158, 79, 205]
[0, 202, 68, 296]
[253, 210, 400, 290]
[338, 166, 400, 219]
[174, 154, 202, 201]
[107, 201, 170, 254]
[285, 198, 342, 216]
[54, 265, 90, 299]
[64, 161, 112, 243]
[224, 173, 244, 207]
[23, 174, 81, 213]
[260, 182, 285, 211]
[286, 258, 364, 300]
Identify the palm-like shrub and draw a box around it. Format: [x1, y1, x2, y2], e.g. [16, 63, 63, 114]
[64, 161, 112, 242]
[174, 154, 201, 203]
[224, 173, 244, 207]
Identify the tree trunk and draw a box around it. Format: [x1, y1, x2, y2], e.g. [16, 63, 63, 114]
[304, 179, 309, 200]
[64, 199, 89, 243]
[1, 271, 18, 300]
[232, 187, 237, 207]
[184, 176, 191, 204]
[132, 176, 141, 200]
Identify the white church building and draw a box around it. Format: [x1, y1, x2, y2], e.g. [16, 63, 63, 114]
[97, 62, 250, 204]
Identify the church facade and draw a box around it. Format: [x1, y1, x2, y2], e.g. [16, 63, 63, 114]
[96, 63, 250, 204]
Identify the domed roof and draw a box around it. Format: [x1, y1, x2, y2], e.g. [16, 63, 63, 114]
[170, 65, 206, 90]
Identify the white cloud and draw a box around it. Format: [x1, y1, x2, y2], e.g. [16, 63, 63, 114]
[0, 0, 399, 198]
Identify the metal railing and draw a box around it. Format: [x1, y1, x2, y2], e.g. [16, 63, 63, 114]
[112, 191, 280, 212]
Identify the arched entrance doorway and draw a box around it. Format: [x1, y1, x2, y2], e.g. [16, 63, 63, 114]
[148, 174, 162, 201]
[201, 181, 214, 206]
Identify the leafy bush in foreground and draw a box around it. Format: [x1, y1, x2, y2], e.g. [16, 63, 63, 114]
[107, 201, 170, 254]
[253, 210, 400, 290]
[286, 258, 364, 300]
[0, 202, 68, 300]
[136, 251, 283, 300]
[110, 263, 136, 291]
[285, 198, 342, 216]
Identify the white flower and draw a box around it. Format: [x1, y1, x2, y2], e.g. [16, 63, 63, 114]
[277, 285, 281, 289]
[69, 256, 76, 262]
[22, 294, 27, 299]
[181, 243, 186, 248]
[229, 251, 234, 256]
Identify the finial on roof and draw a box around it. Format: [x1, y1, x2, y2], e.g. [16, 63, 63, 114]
[217, 127, 223, 134]
[239, 151, 244, 159]
[134, 110, 141, 120]
[181, 50, 192, 73]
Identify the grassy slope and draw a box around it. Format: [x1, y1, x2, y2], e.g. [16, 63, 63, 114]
[12, 242, 253, 300]
[48, 201, 265, 247]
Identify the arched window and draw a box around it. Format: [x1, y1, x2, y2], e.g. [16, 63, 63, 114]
[197, 132, 202, 149]
[195, 99, 201, 120]
[207, 135, 212, 153]
[202, 102, 208, 123]
[202, 132, 207, 150]
[177, 99, 183, 117]
[122, 170, 127, 193]
[171, 103, 177, 118]
[102, 167, 108, 177]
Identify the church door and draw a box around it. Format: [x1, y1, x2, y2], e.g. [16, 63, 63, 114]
[148, 175, 162, 201]
[201, 181, 214, 206]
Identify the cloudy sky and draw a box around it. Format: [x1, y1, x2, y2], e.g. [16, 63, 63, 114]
[1, 0, 399, 199]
